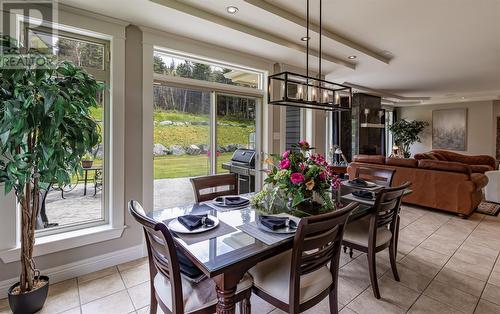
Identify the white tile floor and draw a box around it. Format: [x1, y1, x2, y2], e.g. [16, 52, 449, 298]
[2, 204, 500, 314]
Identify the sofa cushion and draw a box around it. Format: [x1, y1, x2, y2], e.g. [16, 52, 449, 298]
[431, 150, 496, 169]
[386, 157, 418, 168]
[418, 160, 472, 174]
[352, 155, 386, 165]
[414, 153, 439, 161]
[470, 165, 494, 174]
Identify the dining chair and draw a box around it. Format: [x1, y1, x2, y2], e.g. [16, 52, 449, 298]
[249, 202, 359, 314]
[190, 173, 239, 202]
[354, 167, 396, 187]
[128, 200, 253, 314]
[342, 182, 411, 299]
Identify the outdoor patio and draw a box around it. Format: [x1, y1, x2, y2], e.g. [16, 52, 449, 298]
[43, 178, 194, 228]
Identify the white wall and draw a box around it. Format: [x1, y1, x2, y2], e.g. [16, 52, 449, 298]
[398, 100, 496, 157]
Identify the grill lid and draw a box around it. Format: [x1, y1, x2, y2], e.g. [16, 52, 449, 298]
[231, 149, 255, 166]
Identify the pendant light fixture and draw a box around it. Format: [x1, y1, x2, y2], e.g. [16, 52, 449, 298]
[267, 0, 352, 111]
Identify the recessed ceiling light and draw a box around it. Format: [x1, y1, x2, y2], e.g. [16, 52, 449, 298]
[461, 96, 466, 100]
[347, 55, 357, 60]
[226, 6, 239, 14]
[301, 36, 310, 41]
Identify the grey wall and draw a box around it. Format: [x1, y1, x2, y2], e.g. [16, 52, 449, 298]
[397, 100, 497, 157]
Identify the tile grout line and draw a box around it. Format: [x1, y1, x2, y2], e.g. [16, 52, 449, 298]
[472, 235, 500, 313]
[341, 207, 434, 313]
[116, 266, 138, 313]
[404, 213, 487, 313]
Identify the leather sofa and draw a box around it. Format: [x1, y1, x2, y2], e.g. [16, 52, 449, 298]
[348, 155, 490, 217]
[414, 150, 496, 173]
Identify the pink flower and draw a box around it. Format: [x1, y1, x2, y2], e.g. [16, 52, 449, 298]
[290, 173, 305, 184]
[300, 163, 306, 171]
[319, 171, 327, 181]
[298, 140, 310, 149]
[279, 158, 290, 169]
[282, 150, 290, 159]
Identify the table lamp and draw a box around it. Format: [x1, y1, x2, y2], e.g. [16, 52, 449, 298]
[333, 145, 349, 165]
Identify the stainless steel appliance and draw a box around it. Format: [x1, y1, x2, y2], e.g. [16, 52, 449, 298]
[221, 148, 256, 194]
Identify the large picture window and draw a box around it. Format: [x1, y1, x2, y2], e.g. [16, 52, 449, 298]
[21, 26, 110, 235]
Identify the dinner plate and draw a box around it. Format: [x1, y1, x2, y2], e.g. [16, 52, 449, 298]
[167, 215, 220, 234]
[212, 195, 250, 208]
[256, 214, 301, 234]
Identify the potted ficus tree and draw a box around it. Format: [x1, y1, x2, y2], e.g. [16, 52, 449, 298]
[388, 119, 429, 158]
[0, 36, 102, 314]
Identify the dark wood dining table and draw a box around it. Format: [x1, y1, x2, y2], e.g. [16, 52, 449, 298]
[147, 195, 372, 314]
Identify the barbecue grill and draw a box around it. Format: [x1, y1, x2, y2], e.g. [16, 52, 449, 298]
[221, 148, 256, 194]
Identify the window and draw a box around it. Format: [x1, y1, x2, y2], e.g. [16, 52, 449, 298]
[22, 26, 110, 235]
[154, 51, 260, 89]
[152, 49, 264, 210]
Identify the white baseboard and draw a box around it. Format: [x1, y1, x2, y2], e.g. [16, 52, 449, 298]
[0, 243, 147, 299]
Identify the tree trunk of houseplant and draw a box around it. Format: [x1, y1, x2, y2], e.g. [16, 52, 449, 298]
[8, 133, 50, 314]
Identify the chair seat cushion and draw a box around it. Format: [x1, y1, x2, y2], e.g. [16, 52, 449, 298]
[154, 272, 252, 313]
[343, 217, 392, 247]
[248, 250, 333, 304]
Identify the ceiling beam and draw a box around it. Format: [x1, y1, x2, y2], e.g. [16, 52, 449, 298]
[344, 82, 431, 101]
[150, 0, 356, 70]
[243, 0, 391, 64]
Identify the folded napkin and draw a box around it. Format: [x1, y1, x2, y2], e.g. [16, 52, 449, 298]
[215, 196, 250, 207]
[352, 190, 373, 200]
[259, 215, 297, 230]
[178, 214, 214, 231]
[349, 178, 368, 187]
[224, 196, 249, 206]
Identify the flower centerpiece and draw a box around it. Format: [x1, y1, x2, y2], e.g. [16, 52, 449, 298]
[252, 140, 341, 211]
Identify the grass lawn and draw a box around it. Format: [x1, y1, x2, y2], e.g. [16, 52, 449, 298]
[154, 153, 232, 179]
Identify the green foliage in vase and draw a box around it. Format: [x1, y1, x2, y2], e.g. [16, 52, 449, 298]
[0, 36, 102, 293]
[388, 119, 429, 158]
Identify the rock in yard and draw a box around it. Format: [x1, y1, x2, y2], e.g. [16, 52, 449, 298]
[153, 143, 168, 156]
[186, 144, 202, 155]
[159, 120, 173, 126]
[170, 145, 186, 156]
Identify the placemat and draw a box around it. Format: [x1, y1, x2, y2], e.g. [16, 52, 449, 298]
[237, 221, 294, 246]
[164, 218, 237, 245]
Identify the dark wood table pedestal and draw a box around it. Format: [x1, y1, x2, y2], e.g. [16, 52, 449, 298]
[214, 270, 248, 314]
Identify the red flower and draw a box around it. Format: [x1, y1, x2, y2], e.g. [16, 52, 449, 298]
[279, 158, 291, 170]
[298, 140, 310, 149]
[319, 171, 327, 181]
[282, 150, 290, 159]
[290, 173, 305, 184]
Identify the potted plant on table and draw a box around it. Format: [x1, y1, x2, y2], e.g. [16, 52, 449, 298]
[0, 36, 102, 314]
[252, 140, 341, 212]
[388, 119, 429, 158]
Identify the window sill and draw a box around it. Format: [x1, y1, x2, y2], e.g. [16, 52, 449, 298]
[0, 224, 127, 263]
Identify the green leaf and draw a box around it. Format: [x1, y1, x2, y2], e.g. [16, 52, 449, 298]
[292, 193, 304, 207]
[0, 130, 10, 145]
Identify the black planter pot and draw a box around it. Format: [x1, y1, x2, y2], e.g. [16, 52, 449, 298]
[8, 276, 49, 314]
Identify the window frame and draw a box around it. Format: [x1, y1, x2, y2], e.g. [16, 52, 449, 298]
[20, 24, 112, 237]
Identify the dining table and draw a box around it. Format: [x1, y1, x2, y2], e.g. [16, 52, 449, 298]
[147, 193, 373, 314]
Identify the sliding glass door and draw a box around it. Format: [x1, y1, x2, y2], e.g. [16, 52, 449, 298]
[152, 87, 261, 209]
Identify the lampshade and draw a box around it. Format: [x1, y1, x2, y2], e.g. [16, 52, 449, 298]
[334, 148, 343, 154]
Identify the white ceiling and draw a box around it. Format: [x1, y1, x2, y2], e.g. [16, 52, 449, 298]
[60, 0, 500, 104]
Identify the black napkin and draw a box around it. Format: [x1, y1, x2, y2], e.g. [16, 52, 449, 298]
[224, 196, 249, 206]
[352, 190, 373, 200]
[178, 214, 214, 231]
[260, 215, 297, 230]
[349, 178, 368, 187]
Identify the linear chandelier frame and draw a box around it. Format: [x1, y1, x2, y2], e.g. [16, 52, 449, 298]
[267, 0, 352, 112]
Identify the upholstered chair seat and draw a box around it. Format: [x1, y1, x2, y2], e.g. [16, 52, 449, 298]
[154, 273, 253, 313]
[249, 250, 333, 304]
[343, 217, 392, 247]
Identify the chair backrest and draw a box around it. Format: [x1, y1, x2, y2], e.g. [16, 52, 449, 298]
[128, 200, 184, 313]
[288, 202, 358, 312]
[190, 173, 239, 202]
[355, 166, 395, 187]
[368, 182, 411, 248]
